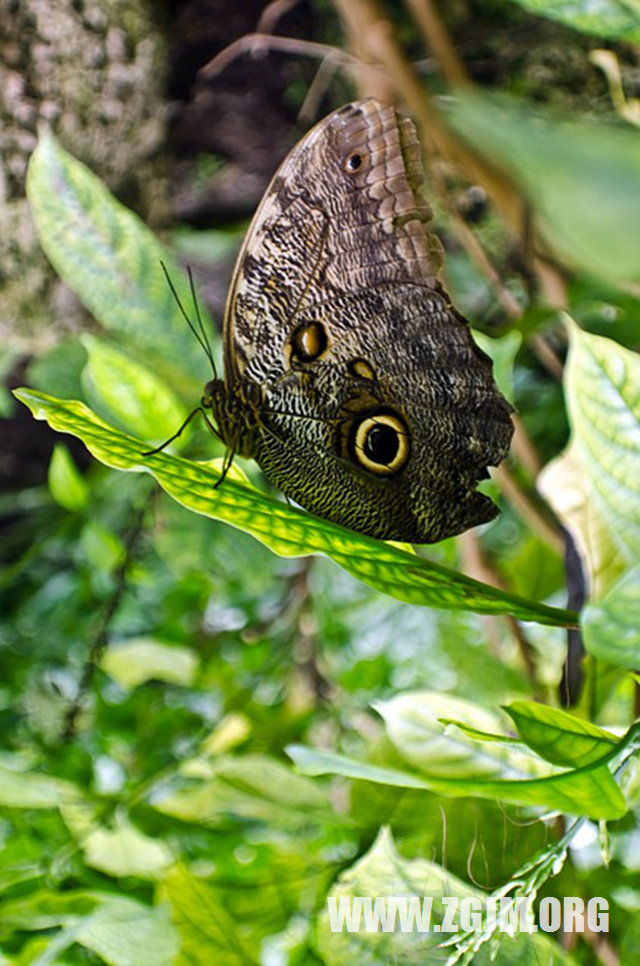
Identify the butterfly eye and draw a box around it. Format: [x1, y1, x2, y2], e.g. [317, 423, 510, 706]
[290, 321, 328, 362]
[343, 151, 364, 173]
[350, 411, 410, 476]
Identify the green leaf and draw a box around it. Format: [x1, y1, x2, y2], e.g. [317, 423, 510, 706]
[290, 694, 635, 820]
[0, 764, 80, 810]
[171, 225, 244, 263]
[74, 897, 178, 966]
[48, 444, 89, 513]
[473, 330, 522, 405]
[436, 719, 519, 744]
[539, 321, 640, 629]
[14, 389, 578, 627]
[81, 335, 188, 443]
[564, 322, 640, 563]
[505, 0, 640, 43]
[504, 700, 618, 767]
[583, 566, 640, 668]
[101, 638, 198, 689]
[152, 754, 333, 828]
[317, 827, 476, 962]
[375, 692, 557, 780]
[0, 892, 178, 966]
[288, 746, 433, 790]
[448, 95, 640, 288]
[538, 441, 627, 598]
[26, 129, 212, 398]
[542, 324, 640, 668]
[27, 337, 88, 402]
[316, 828, 575, 965]
[288, 743, 626, 820]
[79, 521, 124, 575]
[0, 347, 21, 418]
[160, 866, 259, 966]
[540, 323, 640, 668]
[0, 890, 100, 931]
[81, 821, 174, 879]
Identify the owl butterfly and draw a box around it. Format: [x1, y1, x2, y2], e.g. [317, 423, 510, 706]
[199, 98, 513, 543]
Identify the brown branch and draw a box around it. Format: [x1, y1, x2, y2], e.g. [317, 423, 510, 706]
[329, 0, 396, 100]
[402, 0, 470, 87]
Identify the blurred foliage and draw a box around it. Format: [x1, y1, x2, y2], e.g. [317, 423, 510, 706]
[2, 1, 640, 964]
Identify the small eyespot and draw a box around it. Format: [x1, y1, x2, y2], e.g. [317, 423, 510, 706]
[347, 358, 376, 381]
[290, 321, 328, 362]
[349, 411, 410, 476]
[343, 151, 364, 173]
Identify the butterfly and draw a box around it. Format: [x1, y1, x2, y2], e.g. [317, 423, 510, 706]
[173, 98, 513, 543]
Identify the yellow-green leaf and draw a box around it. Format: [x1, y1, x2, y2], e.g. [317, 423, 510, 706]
[48, 443, 89, 512]
[505, 700, 618, 768]
[15, 389, 579, 627]
[101, 638, 198, 689]
[26, 128, 213, 399]
[82, 335, 188, 443]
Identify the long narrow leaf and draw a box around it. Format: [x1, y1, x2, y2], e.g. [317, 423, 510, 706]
[16, 388, 578, 626]
[287, 745, 625, 820]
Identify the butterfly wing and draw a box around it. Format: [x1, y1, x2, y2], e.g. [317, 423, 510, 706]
[221, 99, 513, 543]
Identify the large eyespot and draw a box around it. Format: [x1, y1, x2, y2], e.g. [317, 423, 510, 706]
[290, 321, 328, 362]
[343, 150, 364, 173]
[349, 411, 410, 476]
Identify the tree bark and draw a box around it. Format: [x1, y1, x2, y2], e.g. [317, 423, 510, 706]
[0, 0, 168, 350]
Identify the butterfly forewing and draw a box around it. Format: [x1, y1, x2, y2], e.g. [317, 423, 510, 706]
[215, 99, 513, 543]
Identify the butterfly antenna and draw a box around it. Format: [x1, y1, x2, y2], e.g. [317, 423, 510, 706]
[187, 266, 218, 380]
[142, 406, 206, 456]
[160, 261, 216, 374]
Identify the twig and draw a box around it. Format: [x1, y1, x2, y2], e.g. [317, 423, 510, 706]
[458, 531, 540, 692]
[510, 415, 542, 480]
[428, 156, 525, 324]
[559, 528, 586, 707]
[199, 32, 381, 89]
[582, 929, 619, 966]
[329, 0, 396, 100]
[492, 464, 564, 556]
[298, 51, 343, 125]
[257, 0, 304, 34]
[239, 558, 332, 702]
[202, 2, 525, 237]
[289, 561, 333, 702]
[62, 493, 152, 740]
[529, 332, 564, 381]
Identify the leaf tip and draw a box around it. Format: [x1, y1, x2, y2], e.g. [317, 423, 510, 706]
[560, 311, 578, 336]
[12, 387, 36, 409]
